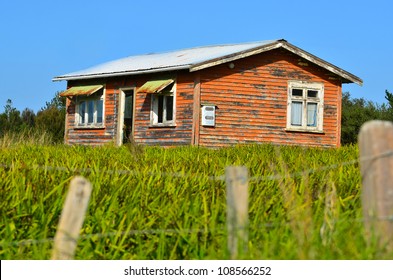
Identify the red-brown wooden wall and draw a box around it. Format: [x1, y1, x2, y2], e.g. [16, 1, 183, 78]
[65, 72, 195, 146]
[198, 48, 342, 148]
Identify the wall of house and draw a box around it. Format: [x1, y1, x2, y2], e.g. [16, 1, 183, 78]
[65, 79, 116, 145]
[198, 48, 343, 148]
[65, 72, 195, 146]
[131, 72, 194, 146]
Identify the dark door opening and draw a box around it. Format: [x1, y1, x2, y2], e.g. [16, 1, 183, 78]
[123, 90, 134, 143]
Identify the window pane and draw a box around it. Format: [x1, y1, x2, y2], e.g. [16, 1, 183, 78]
[165, 95, 173, 121]
[152, 95, 158, 123]
[307, 103, 318, 127]
[124, 93, 133, 119]
[158, 95, 164, 123]
[79, 101, 86, 124]
[292, 89, 303, 97]
[291, 101, 302, 126]
[307, 90, 318, 98]
[96, 99, 103, 124]
[87, 100, 94, 124]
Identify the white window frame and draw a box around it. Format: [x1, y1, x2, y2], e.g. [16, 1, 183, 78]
[150, 83, 176, 126]
[75, 89, 105, 128]
[286, 81, 324, 133]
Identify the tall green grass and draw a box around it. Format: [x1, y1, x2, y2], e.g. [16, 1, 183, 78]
[0, 129, 54, 148]
[0, 143, 391, 259]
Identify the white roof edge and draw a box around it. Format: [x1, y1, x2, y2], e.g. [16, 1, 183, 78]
[189, 41, 283, 72]
[53, 65, 190, 81]
[280, 42, 363, 86]
[190, 40, 362, 85]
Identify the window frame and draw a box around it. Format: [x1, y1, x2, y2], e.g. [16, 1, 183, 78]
[75, 89, 105, 128]
[150, 82, 176, 127]
[286, 81, 324, 133]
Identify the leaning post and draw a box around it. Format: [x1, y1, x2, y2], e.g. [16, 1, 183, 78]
[359, 120, 393, 250]
[51, 176, 92, 260]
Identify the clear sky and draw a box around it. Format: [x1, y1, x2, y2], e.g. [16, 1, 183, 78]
[0, 0, 391, 113]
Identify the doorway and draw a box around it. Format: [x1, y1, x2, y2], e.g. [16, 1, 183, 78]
[117, 88, 135, 145]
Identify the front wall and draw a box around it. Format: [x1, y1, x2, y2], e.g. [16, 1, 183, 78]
[65, 72, 194, 146]
[198, 48, 342, 148]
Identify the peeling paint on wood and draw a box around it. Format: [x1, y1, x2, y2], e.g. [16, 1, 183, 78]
[198, 48, 342, 148]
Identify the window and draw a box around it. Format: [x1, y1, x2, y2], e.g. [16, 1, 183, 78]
[148, 79, 176, 126]
[151, 93, 175, 125]
[286, 81, 324, 132]
[76, 91, 104, 127]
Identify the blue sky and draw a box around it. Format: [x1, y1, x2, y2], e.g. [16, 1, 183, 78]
[0, 0, 391, 113]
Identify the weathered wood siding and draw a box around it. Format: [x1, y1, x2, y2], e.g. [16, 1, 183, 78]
[65, 80, 116, 145]
[65, 72, 194, 146]
[131, 72, 194, 146]
[198, 48, 342, 148]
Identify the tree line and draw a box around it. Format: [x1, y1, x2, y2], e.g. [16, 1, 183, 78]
[341, 90, 393, 145]
[0, 92, 66, 143]
[0, 90, 392, 145]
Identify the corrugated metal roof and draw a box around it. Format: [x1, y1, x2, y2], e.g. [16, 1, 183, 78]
[53, 40, 278, 81]
[53, 39, 363, 85]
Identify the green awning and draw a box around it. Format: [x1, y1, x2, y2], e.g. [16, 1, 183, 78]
[60, 85, 103, 97]
[137, 78, 174, 93]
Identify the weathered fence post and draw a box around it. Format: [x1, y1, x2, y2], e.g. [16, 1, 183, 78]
[51, 176, 92, 260]
[225, 166, 249, 259]
[359, 120, 393, 249]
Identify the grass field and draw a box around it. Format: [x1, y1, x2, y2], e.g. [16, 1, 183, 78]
[0, 142, 391, 259]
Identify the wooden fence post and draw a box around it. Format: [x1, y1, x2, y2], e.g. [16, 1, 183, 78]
[359, 120, 393, 249]
[225, 166, 249, 259]
[51, 176, 92, 260]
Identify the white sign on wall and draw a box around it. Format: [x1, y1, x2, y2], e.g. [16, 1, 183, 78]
[201, 105, 215, 126]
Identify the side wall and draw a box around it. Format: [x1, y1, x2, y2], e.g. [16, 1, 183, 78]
[198, 48, 343, 148]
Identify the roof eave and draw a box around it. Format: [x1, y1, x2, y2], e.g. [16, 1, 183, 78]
[188, 40, 362, 86]
[52, 65, 190, 82]
[280, 42, 363, 86]
[189, 40, 285, 72]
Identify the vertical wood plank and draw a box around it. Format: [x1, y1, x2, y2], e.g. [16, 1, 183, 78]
[51, 176, 92, 260]
[192, 73, 201, 146]
[226, 166, 249, 259]
[359, 120, 393, 248]
[336, 84, 342, 147]
[64, 95, 70, 144]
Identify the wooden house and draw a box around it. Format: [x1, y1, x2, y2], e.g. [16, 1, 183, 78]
[53, 39, 362, 147]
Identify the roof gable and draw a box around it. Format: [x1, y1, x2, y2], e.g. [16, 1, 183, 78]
[53, 39, 362, 85]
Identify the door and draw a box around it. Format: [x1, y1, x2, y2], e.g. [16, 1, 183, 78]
[117, 88, 135, 145]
